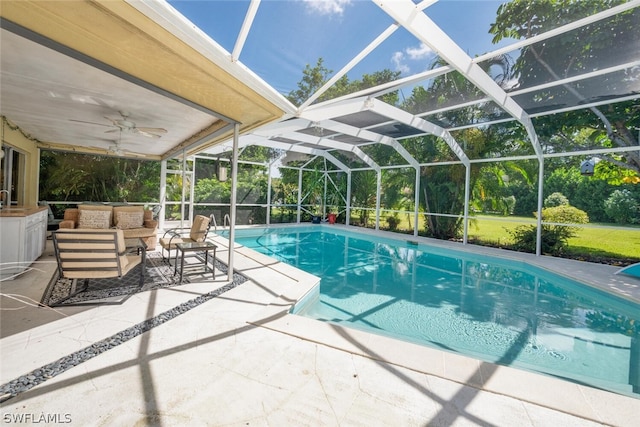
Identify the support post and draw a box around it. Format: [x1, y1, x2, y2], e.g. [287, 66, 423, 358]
[463, 164, 471, 245]
[180, 149, 187, 229]
[297, 168, 303, 223]
[414, 166, 420, 237]
[375, 170, 382, 230]
[159, 160, 167, 231]
[266, 158, 274, 225]
[227, 123, 240, 283]
[346, 172, 352, 226]
[189, 156, 196, 223]
[536, 158, 545, 256]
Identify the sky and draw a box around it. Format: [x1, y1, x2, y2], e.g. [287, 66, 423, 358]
[168, 0, 513, 98]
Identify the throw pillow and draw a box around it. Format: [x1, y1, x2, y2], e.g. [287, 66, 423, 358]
[78, 205, 113, 226]
[77, 209, 111, 229]
[115, 211, 144, 229]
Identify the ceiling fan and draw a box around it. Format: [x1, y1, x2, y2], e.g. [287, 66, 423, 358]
[89, 133, 147, 158]
[106, 140, 146, 157]
[70, 110, 167, 138]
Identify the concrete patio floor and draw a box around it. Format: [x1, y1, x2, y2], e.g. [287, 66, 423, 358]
[1, 229, 639, 426]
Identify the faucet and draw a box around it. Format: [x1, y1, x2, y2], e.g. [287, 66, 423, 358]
[0, 190, 10, 209]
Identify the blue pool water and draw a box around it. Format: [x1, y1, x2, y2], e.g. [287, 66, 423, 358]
[228, 225, 640, 398]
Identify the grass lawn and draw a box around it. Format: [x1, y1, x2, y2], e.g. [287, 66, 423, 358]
[466, 215, 640, 262]
[312, 212, 639, 264]
[388, 213, 640, 263]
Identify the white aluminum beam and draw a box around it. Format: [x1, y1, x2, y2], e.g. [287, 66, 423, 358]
[232, 0, 261, 62]
[281, 130, 381, 172]
[299, 23, 400, 110]
[370, 99, 470, 166]
[510, 60, 640, 97]
[302, 97, 450, 166]
[374, 0, 543, 158]
[253, 117, 318, 137]
[305, 65, 453, 109]
[253, 138, 351, 172]
[319, 119, 420, 168]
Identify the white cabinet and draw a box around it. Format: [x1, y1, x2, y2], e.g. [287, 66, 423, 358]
[0, 208, 47, 280]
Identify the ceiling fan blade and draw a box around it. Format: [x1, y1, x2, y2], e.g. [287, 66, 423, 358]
[69, 119, 114, 128]
[135, 129, 162, 139]
[89, 96, 114, 109]
[104, 129, 119, 134]
[122, 151, 148, 158]
[136, 127, 167, 134]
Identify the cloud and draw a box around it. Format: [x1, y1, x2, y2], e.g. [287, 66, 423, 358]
[302, 0, 352, 15]
[406, 43, 433, 60]
[392, 51, 410, 74]
[392, 43, 435, 74]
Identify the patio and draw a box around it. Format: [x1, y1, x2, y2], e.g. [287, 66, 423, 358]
[1, 229, 639, 425]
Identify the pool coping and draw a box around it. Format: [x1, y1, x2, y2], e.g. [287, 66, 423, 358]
[212, 225, 640, 425]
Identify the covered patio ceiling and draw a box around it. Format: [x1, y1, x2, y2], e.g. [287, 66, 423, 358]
[0, 0, 291, 160]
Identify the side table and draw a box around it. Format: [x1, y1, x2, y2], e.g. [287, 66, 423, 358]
[174, 241, 217, 283]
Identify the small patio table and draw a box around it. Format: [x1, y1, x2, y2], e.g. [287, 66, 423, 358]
[174, 241, 217, 284]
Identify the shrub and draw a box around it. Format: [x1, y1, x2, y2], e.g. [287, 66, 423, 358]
[386, 215, 400, 231]
[540, 205, 589, 225]
[544, 192, 569, 207]
[508, 205, 589, 255]
[509, 225, 569, 255]
[604, 189, 639, 224]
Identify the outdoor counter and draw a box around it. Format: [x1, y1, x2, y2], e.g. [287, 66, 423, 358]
[0, 205, 48, 217]
[0, 206, 48, 279]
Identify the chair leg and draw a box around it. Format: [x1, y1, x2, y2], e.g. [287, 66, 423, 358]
[162, 247, 173, 265]
[139, 254, 147, 287]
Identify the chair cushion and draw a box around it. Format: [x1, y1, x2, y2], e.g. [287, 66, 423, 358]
[159, 236, 195, 249]
[77, 209, 111, 229]
[190, 215, 210, 242]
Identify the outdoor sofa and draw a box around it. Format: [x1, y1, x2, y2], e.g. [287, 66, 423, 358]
[59, 204, 157, 250]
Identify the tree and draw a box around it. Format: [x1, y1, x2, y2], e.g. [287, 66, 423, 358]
[351, 170, 378, 226]
[490, 0, 640, 173]
[287, 58, 332, 105]
[287, 57, 401, 106]
[39, 151, 161, 204]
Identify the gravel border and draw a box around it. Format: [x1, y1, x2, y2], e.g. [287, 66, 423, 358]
[0, 269, 247, 403]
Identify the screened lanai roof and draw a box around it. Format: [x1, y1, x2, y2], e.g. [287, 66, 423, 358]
[189, 0, 639, 170]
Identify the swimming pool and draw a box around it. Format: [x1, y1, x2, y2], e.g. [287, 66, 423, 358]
[228, 225, 640, 398]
